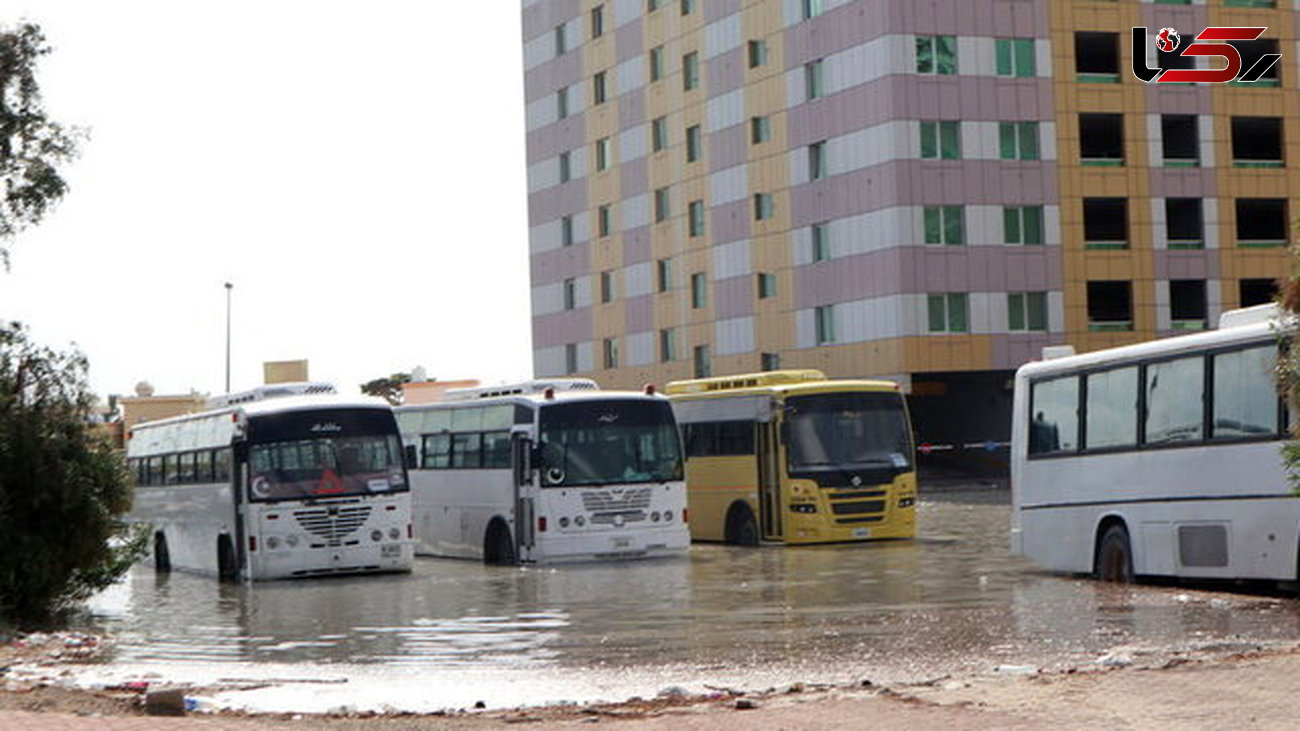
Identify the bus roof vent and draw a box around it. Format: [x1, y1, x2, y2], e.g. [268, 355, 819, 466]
[664, 369, 827, 395]
[1040, 346, 1076, 361]
[443, 378, 600, 401]
[1218, 303, 1281, 330]
[206, 381, 337, 409]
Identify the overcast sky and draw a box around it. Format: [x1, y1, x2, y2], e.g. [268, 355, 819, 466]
[0, 2, 532, 400]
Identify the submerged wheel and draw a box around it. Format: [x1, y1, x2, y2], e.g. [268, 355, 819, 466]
[153, 533, 171, 573]
[217, 535, 238, 582]
[484, 522, 517, 566]
[727, 505, 760, 547]
[1095, 524, 1133, 583]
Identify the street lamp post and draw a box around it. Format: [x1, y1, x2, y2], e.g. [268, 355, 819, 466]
[224, 282, 233, 394]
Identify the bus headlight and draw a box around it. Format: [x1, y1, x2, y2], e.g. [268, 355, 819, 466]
[266, 536, 280, 550]
[899, 497, 915, 508]
[791, 503, 817, 514]
[663, 510, 673, 522]
[575, 516, 586, 527]
[371, 529, 383, 542]
[559, 517, 570, 528]
[286, 535, 299, 547]
[388, 527, 401, 540]
[651, 511, 661, 522]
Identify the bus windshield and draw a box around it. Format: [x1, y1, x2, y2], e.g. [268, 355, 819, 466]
[785, 392, 912, 473]
[537, 399, 683, 487]
[244, 408, 407, 502]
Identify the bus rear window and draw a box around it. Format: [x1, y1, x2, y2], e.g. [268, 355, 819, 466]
[1029, 377, 1078, 455]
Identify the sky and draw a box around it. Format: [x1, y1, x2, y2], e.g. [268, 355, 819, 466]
[0, 2, 533, 400]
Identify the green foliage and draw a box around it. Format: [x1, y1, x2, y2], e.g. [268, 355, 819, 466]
[0, 23, 81, 269]
[0, 322, 146, 627]
[360, 372, 412, 406]
[1279, 246, 1300, 494]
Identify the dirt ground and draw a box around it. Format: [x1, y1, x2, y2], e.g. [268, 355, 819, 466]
[5, 631, 1300, 728]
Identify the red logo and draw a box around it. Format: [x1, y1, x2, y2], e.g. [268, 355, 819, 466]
[1156, 28, 1180, 53]
[1132, 26, 1280, 83]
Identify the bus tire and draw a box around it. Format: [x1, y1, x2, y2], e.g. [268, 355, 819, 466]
[153, 532, 171, 574]
[217, 535, 238, 582]
[484, 521, 517, 566]
[1094, 524, 1133, 583]
[726, 504, 759, 547]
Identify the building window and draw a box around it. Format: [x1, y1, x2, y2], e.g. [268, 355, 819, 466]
[999, 121, 1039, 160]
[590, 5, 604, 39]
[923, 205, 964, 245]
[683, 51, 699, 91]
[565, 343, 579, 375]
[657, 258, 672, 292]
[1083, 198, 1128, 249]
[686, 124, 702, 163]
[1240, 278, 1278, 307]
[757, 272, 777, 299]
[805, 60, 824, 100]
[593, 71, 607, 104]
[693, 345, 711, 377]
[659, 328, 677, 362]
[1074, 31, 1119, 82]
[654, 187, 670, 222]
[1236, 199, 1287, 246]
[1079, 113, 1124, 166]
[927, 293, 969, 333]
[916, 35, 957, 75]
[558, 151, 571, 183]
[920, 120, 960, 160]
[600, 270, 614, 303]
[753, 193, 774, 221]
[554, 24, 566, 57]
[688, 199, 705, 237]
[1231, 117, 1283, 166]
[1165, 198, 1202, 248]
[802, 0, 823, 19]
[680, 0, 695, 15]
[603, 338, 618, 369]
[651, 116, 667, 152]
[649, 45, 664, 82]
[556, 87, 569, 119]
[561, 215, 574, 246]
[595, 137, 612, 171]
[1229, 37, 1280, 83]
[1086, 281, 1133, 331]
[814, 305, 835, 344]
[995, 38, 1035, 77]
[811, 223, 830, 261]
[748, 40, 767, 68]
[1008, 292, 1048, 332]
[808, 141, 826, 180]
[1162, 114, 1199, 165]
[598, 204, 612, 238]
[563, 278, 576, 310]
[691, 272, 707, 309]
[751, 116, 771, 144]
[1169, 280, 1207, 330]
[1004, 206, 1044, 245]
[761, 352, 781, 371]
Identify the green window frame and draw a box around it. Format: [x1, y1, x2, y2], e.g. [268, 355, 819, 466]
[757, 272, 777, 299]
[649, 45, 664, 82]
[916, 35, 958, 75]
[688, 199, 705, 237]
[751, 116, 771, 144]
[811, 223, 830, 261]
[999, 121, 1039, 160]
[1003, 206, 1044, 245]
[920, 120, 961, 159]
[683, 51, 699, 91]
[691, 272, 707, 309]
[686, 124, 702, 163]
[923, 205, 964, 245]
[927, 293, 969, 333]
[995, 38, 1036, 77]
[1008, 292, 1048, 332]
[814, 305, 835, 344]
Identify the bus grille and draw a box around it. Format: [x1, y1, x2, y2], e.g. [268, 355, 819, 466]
[582, 487, 652, 514]
[590, 511, 649, 525]
[293, 505, 372, 546]
[830, 500, 886, 516]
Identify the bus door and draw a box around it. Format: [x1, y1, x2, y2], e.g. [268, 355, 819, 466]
[512, 430, 537, 562]
[756, 419, 782, 540]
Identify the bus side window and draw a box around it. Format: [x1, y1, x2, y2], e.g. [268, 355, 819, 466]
[213, 448, 231, 483]
[147, 456, 163, 486]
[404, 444, 418, 469]
[1029, 377, 1079, 455]
[195, 450, 213, 483]
[422, 434, 451, 469]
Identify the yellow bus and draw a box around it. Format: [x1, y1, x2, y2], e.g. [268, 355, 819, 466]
[665, 370, 916, 545]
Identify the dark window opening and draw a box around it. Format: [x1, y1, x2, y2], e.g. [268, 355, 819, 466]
[1087, 281, 1133, 329]
[1235, 198, 1287, 244]
[1166, 198, 1203, 246]
[1161, 115, 1199, 162]
[1169, 280, 1207, 327]
[1075, 32, 1119, 78]
[1157, 45, 1195, 71]
[1240, 278, 1278, 307]
[1231, 117, 1283, 163]
[1229, 38, 1280, 82]
[1079, 113, 1124, 162]
[1083, 198, 1128, 245]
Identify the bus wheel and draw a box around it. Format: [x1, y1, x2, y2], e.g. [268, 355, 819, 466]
[153, 533, 171, 573]
[1095, 524, 1133, 583]
[484, 522, 517, 566]
[217, 535, 238, 582]
[727, 505, 759, 547]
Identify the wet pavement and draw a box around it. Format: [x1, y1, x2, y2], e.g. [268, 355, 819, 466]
[54, 487, 1300, 713]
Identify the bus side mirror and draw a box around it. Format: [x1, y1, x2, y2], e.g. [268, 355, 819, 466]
[513, 435, 534, 486]
[404, 444, 418, 469]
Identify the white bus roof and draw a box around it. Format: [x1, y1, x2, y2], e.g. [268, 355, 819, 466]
[440, 378, 599, 401]
[205, 381, 337, 409]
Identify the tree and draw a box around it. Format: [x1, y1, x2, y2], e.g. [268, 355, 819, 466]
[360, 372, 412, 406]
[0, 322, 146, 626]
[0, 23, 80, 269]
[1278, 255, 1300, 490]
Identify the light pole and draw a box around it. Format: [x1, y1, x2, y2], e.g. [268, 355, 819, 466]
[224, 282, 233, 394]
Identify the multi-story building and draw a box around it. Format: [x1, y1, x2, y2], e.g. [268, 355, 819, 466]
[521, 0, 1291, 454]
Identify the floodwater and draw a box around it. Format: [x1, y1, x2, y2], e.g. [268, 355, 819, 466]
[68, 487, 1300, 713]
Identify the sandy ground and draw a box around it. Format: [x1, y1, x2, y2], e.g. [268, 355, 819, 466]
[5, 631, 1300, 728]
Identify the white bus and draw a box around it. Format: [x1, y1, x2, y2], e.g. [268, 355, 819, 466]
[395, 379, 689, 564]
[1011, 304, 1294, 583]
[126, 386, 414, 580]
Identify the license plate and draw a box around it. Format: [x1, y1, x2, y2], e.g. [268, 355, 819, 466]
[381, 544, 401, 558]
[853, 528, 871, 538]
[613, 538, 631, 549]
